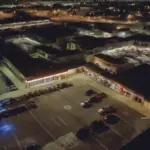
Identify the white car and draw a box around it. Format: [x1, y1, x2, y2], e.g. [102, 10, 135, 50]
[98, 108, 105, 114]
[80, 101, 92, 108]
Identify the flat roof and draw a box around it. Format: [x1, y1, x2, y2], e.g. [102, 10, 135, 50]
[112, 64, 150, 99]
[120, 128, 150, 150]
[95, 54, 126, 65]
[35, 45, 81, 57]
[6, 36, 41, 52]
[26, 24, 76, 42]
[70, 35, 106, 49]
[86, 63, 150, 99]
[1, 43, 84, 80]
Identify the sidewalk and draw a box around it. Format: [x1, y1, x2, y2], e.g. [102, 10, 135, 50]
[0, 78, 68, 101]
[1, 73, 150, 117]
[83, 74, 150, 117]
[0, 74, 79, 101]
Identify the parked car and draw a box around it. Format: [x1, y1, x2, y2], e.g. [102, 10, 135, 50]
[27, 101, 37, 109]
[80, 101, 92, 108]
[22, 143, 41, 150]
[0, 98, 16, 107]
[11, 105, 28, 114]
[85, 89, 96, 96]
[98, 105, 117, 115]
[0, 108, 10, 118]
[76, 127, 90, 140]
[96, 92, 106, 99]
[103, 114, 120, 125]
[90, 120, 109, 133]
[87, 95, 102, 103]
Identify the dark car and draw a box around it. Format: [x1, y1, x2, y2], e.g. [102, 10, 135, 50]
[104, 114, 120, 125]
[27, 101, 37, 109]
[96, 92, 106, 99]
[0, 98, 16, 107]
[22, 144, 41, 150]
[0, 109, 10, 118]
[98, 105, 117, 115]
[85, 89, 96, 96]
[87, 95, 102, 103]
[76, 127, 90, 140]
[11, 105, 28, 114]
[90, 120, 109, 133]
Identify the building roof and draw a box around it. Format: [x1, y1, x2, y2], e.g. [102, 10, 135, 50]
[112, 64, 150, 99]
[95, 54, 126, 65]
[27, 24, 76, 42]
[85, 63, 110, 77]
[86, 63, 150, 100]
[35, 45, 81, 57]
[120, 128, 150, 150]
[67, 35, 108, 49]
[1, 43, 84, 80]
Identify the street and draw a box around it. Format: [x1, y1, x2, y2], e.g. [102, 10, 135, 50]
[0, 74, 150, 150]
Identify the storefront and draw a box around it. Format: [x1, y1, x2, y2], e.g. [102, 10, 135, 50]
[26, 66, 84, 87]
[83, 65, 146, 105]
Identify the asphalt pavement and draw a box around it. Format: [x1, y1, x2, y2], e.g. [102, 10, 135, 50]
[0, 75, 150, 150]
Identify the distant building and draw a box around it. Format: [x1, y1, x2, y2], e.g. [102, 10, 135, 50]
[92, 54, 133, 74]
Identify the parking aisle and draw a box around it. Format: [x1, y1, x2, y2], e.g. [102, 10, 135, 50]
[46, 92, 86, 131]
[5, 111, 53, 149]
[93, 129, 126, 150]
[59, 81, 144, 149]
[0, 120, 20, 150]
[30, 95, 74, 139]
[56, 84, 129, 150]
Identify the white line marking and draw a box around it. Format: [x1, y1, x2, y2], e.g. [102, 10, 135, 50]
[90, 135, 108, 150]
[3, 145, 7, 150]
[2, 121, 22, 150]
[52, 118, 60, 127]
[57, 116, 68, 126]
[110, 127, 129, 142]
[29, 111, 55, 140]
[11, 132, 22, 150]
[141, 116, 150, 120]
[116, 114, 135, 128]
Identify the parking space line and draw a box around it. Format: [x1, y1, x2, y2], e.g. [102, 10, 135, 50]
[109, 127, 129, 142]
[2, 121, 22, 150]
[29, 111, 55, 140]
[52, 118, 60, 127]
[11, 133, 22, 150]
[57, 116, 68, 126]
[3, 145, 7, 150]
[90, 135, 108, 150]
[115, 114, 135, 129]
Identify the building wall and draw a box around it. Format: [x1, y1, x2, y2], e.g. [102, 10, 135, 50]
[83, 66, 147, 106]
[26, 67, 83, 87]
[92, 57, 117, 73]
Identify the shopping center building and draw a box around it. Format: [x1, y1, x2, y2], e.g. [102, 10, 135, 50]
[2, 33, 150, 109]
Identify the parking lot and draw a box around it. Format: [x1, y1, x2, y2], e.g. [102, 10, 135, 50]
[0, 74, 150, 150]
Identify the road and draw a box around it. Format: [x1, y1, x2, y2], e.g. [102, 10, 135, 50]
[0, 63, 25, 90]
[0, 75, 150, 150]
[0, 20, 51, 30]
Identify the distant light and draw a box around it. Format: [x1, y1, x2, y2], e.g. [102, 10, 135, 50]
[0, 124, 12, 132]
[0, 123, 16, 135]
[117, 32, 126, 38]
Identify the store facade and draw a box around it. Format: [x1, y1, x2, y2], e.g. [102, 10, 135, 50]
[83, 66, 146, 106]
[26, 66, 84, 87]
